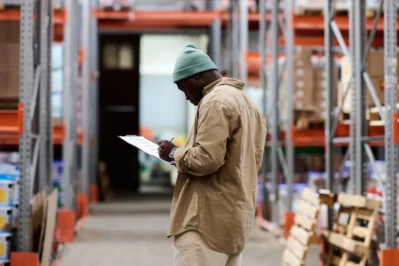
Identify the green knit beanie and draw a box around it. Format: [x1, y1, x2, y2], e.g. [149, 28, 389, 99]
[173, 44, 218, 83]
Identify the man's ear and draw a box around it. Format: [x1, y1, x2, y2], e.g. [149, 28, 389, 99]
[195, 73, 201, 80]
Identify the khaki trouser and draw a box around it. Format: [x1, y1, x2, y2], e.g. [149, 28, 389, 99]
[174, 230, 242, 266]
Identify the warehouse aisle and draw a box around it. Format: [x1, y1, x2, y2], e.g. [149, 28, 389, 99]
[60, 190, 319, 266]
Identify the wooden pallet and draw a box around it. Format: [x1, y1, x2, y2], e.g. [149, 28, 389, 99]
[296, 118, 324, 130]
[282, 188, 331, 266]
[292, 110, 324, 130]
[324, 193, 382, 266]
[368, 104, 399, 126]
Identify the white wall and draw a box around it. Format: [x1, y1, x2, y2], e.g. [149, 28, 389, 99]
[139, 34, 209, 137]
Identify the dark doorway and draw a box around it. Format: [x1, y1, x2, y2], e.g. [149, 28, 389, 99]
[99, 34, 140, 193]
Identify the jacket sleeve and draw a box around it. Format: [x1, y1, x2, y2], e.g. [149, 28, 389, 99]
[174, 100, 234, 177]
[255, 116, 267, 173]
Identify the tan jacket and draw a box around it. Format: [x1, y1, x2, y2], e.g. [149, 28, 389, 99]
[169, 78, 267, 254]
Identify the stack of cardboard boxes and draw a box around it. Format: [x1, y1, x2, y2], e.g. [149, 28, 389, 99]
[339, 50, 399, 113]
[281, 48, 338, 125]
[290, 47, 314, 111]
[0, 21, 20, 104]
[294, 0, 349, 14]
[281, 47, 315, 123]
[312, 58, 329, 121]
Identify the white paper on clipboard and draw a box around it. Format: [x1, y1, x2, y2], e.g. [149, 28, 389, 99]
[119, 135, 174, 165]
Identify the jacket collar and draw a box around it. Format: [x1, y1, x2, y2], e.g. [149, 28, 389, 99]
[202, 78, 223, 96]
[202, 77, 245, 96]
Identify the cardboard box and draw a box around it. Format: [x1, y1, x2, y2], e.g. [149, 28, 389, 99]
[314, 68, 326, 79]
[341, 52, 399, 112]
[312, 72, 327, 120]
[366, 50, 399, 77]
[281, 48, 317, 120]
[0, 21, 20, 100]
[0, 43, 20, 72]
[282, 70, 315, 110]
[339, 72, 399, 112]
[281, 78, 315, 111]
[294, 47, 313, 67]
[0, 21, 20, 43]
[0, 71, 19, 100]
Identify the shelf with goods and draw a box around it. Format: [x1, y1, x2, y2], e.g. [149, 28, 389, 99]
[0, 3, 70, 148]
[276, 0, 399, 257]
[255, 1, 399, 251]
[93, 8, 279, 30]
[0, 7, 65, 41]
[0, 110, 83, 146]
[0, 0, 68, 265]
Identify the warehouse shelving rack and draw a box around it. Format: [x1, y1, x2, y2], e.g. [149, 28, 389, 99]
[253, 0, 296, 236]
[324, 0, 398, 252]
[0, 0, 88, 259]
[324, 0, 398, 259]
[62, 0, 80, 213]
[81, 0, 99, 203]
[261, 0, 399, 260]
[0, 0, 53, 255]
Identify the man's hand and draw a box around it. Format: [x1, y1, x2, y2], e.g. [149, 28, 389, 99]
[157, 140, 177, 162]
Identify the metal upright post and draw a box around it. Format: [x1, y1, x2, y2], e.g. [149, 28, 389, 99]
[227, 0, 234, 76]
[211, 0, 222, 67]
[384, 0, 398, 249]
[18, 0, 34, 252]
[284, 0, 294, 212]
[270, 0, 280, 224]
[259, 0, 270, 214]
[353, 0, 367, 195]
[231, 0, 239, 78]
[63, 0, 79, 210]
[239, 0, 248, 82]
[259, 0, 267, 110]
[82, 0, 92, 195]
[39, 0, 53, 192]
[324, 0, 337, 231]
[325, 0, 335, 195]
[90, 0, 100, 188]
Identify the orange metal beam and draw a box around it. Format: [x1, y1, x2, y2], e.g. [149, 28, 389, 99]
[393, 113, 399, 144]
[0, 9, 20, 20]
[246, 51, 286, 75]
[94, 10, 218, 27]
[0, 111, 19, 132]
[0, 110, 83, 145]
[292, 14, 399, 47]
[292, 14, 396, 31]
[94, 10, 278, 30]
[0, 9, 65, 23]
[265, 123, 387, 147]
[0, 104, 23, 133]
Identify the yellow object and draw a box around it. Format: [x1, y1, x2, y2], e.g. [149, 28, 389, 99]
[175, 136, 187, 147]
[0, 217, 5, 228]
[0, 190, 7, 204]
[0, 243, 5, 257]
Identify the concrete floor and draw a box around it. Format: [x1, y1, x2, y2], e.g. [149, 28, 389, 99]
[60, 189, 319, 266]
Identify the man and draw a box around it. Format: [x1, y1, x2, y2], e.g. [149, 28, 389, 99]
[158, 44, 267, 266]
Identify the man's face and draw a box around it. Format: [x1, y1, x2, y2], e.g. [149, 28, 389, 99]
[175, 74, 204, 106]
